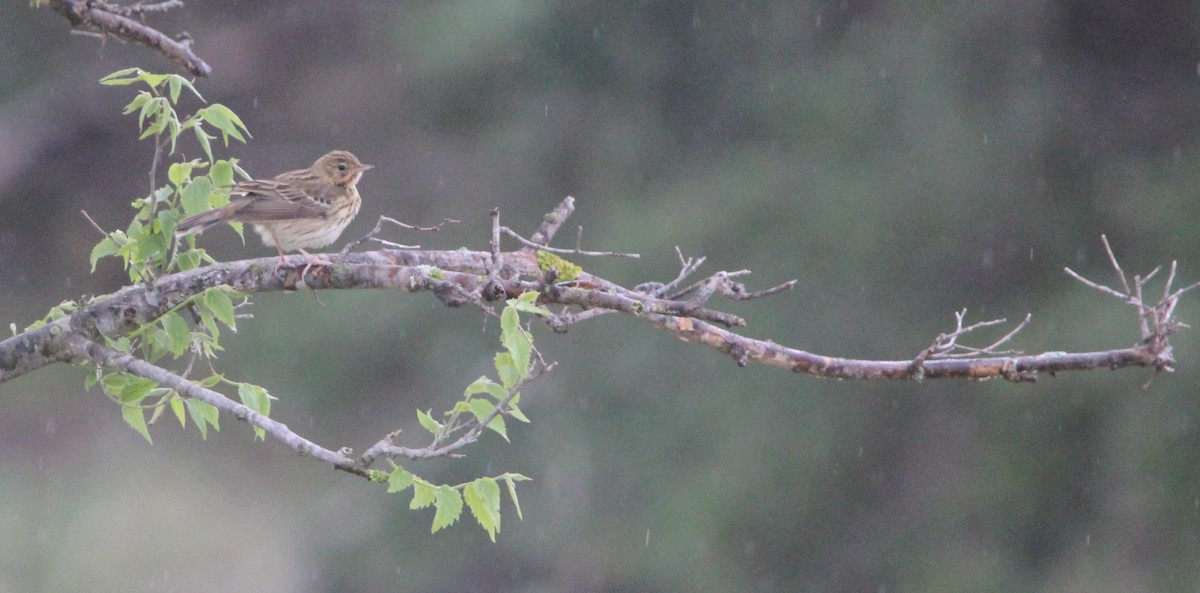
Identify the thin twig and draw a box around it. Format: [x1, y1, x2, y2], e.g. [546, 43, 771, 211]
[1101, 234, 1131, 295]
[500, 226, 640, 258]
[80, 210, 108, 237]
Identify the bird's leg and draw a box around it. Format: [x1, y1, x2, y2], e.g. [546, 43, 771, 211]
[297, 249, 334, 278]
[270, 232, 287, 264]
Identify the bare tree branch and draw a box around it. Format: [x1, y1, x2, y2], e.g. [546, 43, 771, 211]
[45, 0, 212, 77]
[1, 202, 1192, 482]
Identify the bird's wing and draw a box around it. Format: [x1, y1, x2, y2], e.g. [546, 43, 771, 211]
[224, 179, 331, 222]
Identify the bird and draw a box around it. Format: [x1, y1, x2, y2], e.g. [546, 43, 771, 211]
[175, 150, 373, 265]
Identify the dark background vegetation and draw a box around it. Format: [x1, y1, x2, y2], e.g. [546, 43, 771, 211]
[3, 2, 1200, 591]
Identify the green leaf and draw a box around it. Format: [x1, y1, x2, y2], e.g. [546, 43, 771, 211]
[465, 376, 508, 401]
[198, 104, 251, 145]
[176, 76, 203, 102]
[156, 207, 179, 238]
[205, 288, 236, 330]
[468, 398, 507, 441]
[465, 478, 502, 541]
[122, 92, 150, 115]
[89, 237, 120, 272]
[500, 306, 532, 381]
[100, 68, 143, 85]
[494, 352, 521, 390]
[502, 473, 531, 521]
[167, 76, 182, 104]
[237, 382, 271, 414]
[122, 405, 152, 444]
[186, 398, 220, 437]
[169, 395, 187, 428]
[180, 176, 214, 216]
[416, 408, 442, 435]
[410, 481, 435, 510]
[506, 395, 530, 422]
[210, 159, 235, 188]
[387, 467, 414, 493]
[507, 291, 551, 316]
[194, 126, 214, 163]
[167, 161, 193, 188]
[431, 485, 464, 533]
[139, 72, 169, 89]
[84, 368, 101, 390]
[114, 375, 158, 403]
[160, 312, 190, 357]
[176, 249, 202, 271]
[198, 309, 219, 340]
[138, 96, 166, 134]
[237, 383, 270, 440]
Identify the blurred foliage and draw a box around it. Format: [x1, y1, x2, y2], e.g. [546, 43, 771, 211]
[3, 1, 1200, 592]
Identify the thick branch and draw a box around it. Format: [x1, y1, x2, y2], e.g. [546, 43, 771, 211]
[46, 0, 212, 77]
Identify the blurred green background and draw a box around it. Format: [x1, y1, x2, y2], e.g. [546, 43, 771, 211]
[4, 2, 1200, 591]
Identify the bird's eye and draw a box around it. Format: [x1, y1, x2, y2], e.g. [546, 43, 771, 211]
[337, 164, 347, 171]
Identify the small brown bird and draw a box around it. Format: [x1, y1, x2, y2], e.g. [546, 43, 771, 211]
[175, 150, 372, 264]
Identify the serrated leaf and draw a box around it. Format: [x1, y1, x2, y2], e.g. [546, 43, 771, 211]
[194, 126, 214, 163]
[176, 249, 202, 271]
[237, 383, 271, 415]
[118, 375, 159, 403]
[465, 478, 502, 542]
[468, 398, 507, 441]
[169, 395, 187, 428]
[507, 402, 530, 423]
[387, 467, 414, 493]
[156, 207, 179, 238]
[431, 485, 464, 533]
[465, 375, 507, 401]
[160, 312, 190, 357]
[410, 481, 435, 510]
[210, 159, 234, 188]
[494, 352, 521, 390]
[122, 405, 152, 444]
[176, 77, 203, 102]
[507, 291, 551, 316]
[185, 398, 219, 439]
[237, 382, 271, 440]
[89, 237, 120, 272]
[416, 408, 442, 435]
[205, 288, 236, 330]
[167, 161, 191, 188]
[181, 176, 213, 216]
[500, 307, 532, 380]
[199, 104, 250, 145]
[198, 309, 219, 340]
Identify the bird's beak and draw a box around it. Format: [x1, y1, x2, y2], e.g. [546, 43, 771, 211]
[358, 163, 375, 172]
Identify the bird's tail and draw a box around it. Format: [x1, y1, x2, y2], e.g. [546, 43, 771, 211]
[175, 205, 239, 236]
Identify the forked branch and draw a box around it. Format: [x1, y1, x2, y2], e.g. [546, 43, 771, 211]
[1, 201, 1193, 480]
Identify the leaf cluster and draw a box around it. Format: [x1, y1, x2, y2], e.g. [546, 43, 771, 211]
[84, 70, 270, 442]
[31, 69, 552, 541]
[385, 292, 549, 540]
